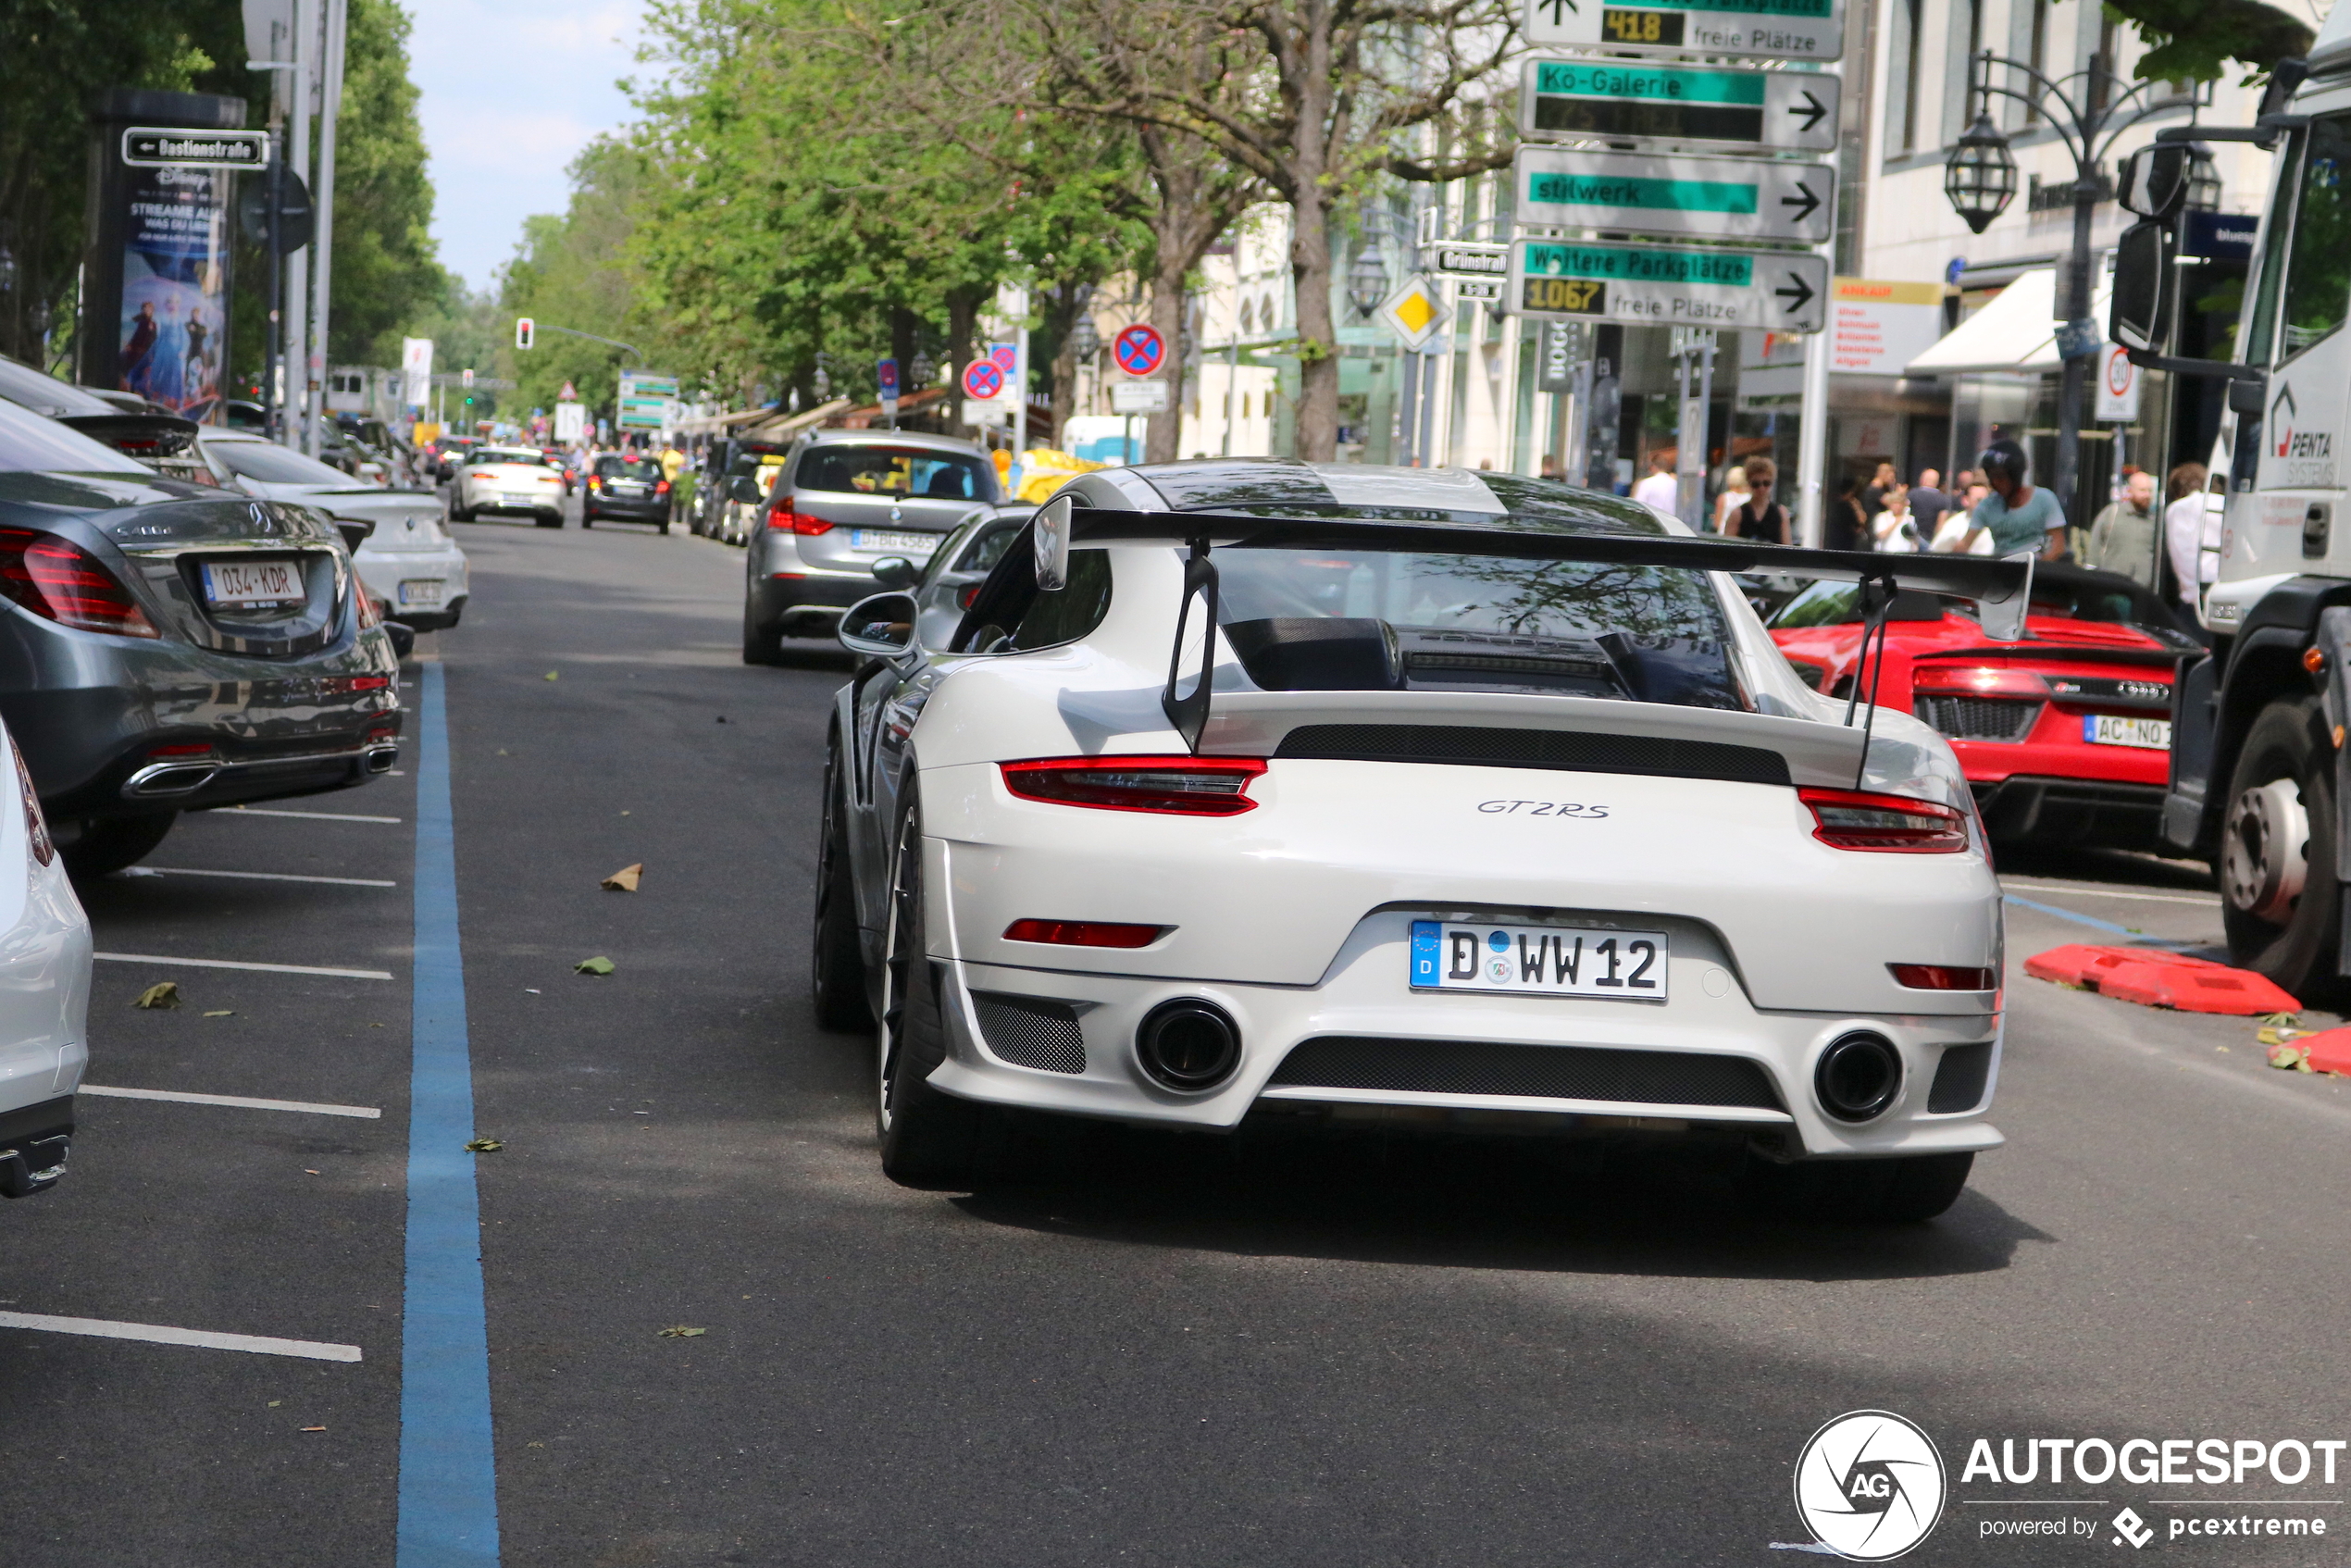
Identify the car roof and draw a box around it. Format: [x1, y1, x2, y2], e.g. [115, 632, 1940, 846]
[800, 429, 990, 457]
[1062, 457, 1669, 534]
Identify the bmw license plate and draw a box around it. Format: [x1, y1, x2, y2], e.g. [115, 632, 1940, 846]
[2084, 714, 2171, 750]
[398, 579, 443, 606]
[852, 529, 936, 554]
[201, 558, 305, 608]
[1410, 920, 1668, 1001]
[611, 481, 643, 494]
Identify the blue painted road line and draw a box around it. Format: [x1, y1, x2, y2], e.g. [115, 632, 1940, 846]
[2001, 893, 2140, 937]
[399, 660, 501, 1566]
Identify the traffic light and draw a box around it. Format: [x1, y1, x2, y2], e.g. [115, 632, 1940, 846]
[516, 317, 535, 350]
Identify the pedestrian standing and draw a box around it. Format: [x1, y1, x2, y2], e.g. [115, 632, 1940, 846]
[1714, 465, 1750, 533]
[1824, 474, 1868, 552]
[2164, 461, 2214, 641]
[1872, 485, 1922, 552]
[1909, 467, 1948, 540]
[1727, 457, 1790, 544]
[1956, 442, 2066, 560]
[2087, 469, 2159, 588]
[1633, 451, 1680, 520]
[1862, 460, 1897, 518]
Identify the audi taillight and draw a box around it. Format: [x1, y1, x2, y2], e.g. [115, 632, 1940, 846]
[765, 496, 831, 534]
[11, 739, 52, 867]
[0, 527, 158, 638]
[1001, 755, 1266, 815]
[1799, 787, 1969, 853]
[1002, 918, 1166, 948]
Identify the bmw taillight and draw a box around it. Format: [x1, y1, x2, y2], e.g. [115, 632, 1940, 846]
[11, 738, 52, 867]
[654, 479, 671, 494]
[1001, 755, 1266, 815]
[1798, 787, 1970, 853]
[588, 476, 602, 492]
[765, 496, 831, 534]
[0, 527, 158, 638]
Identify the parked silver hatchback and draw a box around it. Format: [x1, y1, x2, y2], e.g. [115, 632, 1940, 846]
[740, 429, 1001, 664]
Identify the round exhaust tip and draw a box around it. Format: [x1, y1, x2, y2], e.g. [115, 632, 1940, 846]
[1136, 1000, 1240, 1091]
[1815, 1031, 1903, 1122]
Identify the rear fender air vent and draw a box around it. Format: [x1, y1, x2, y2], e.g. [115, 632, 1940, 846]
[1927, 1041, 1995, 1113]
[1274, 723, 1791, 786]
[971, 992, 1087, 1075]
[1913, 695, 2042, 743]
[1268, 1036, 1784, 1109]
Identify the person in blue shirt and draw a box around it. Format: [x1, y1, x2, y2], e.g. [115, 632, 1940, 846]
[1956, 439, 2067, 560]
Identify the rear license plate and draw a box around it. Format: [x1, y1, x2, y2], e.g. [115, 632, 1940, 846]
[611, 482, 643, 494]
[2084, 714, 2171, 750]
[1410, 920, 1668, 1001]
[852, 529, 936, 554]
[398, 579, 443, 607]
[202, 558, 304, 608]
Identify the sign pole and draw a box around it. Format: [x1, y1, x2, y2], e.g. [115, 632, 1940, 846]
[1796, 295, 1832, 546]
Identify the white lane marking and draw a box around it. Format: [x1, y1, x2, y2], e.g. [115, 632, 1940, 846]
[80, 1084, 381, 1119]
[0, 1311, 362, 1362]
[94, 952, 393, 981]
[2001, 880, 2218, 906]
[130, 866, 398, 888]
[204, 807, 404, 823]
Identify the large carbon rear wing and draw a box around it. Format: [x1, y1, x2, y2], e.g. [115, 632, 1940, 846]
[1032, 497, 2035, 754]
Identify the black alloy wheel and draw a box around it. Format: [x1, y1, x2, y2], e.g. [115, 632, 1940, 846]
[875, 801, 982, 1187]
[811, 740, 871, 1030]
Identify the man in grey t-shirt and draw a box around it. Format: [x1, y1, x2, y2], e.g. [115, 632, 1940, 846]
[1909, 467, 1948, 540]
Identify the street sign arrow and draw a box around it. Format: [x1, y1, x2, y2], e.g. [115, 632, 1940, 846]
[1514, 145, 1835, 245]
[1520, 58, 1840, 153]
[1779, 182, 1822, 225]
[1773, 271, 1817, 315]
[1524, 0, 1844, 63]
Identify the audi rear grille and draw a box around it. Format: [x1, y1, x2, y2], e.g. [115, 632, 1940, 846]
[1913, 695, 2043, 743]
[1267, 1036, 1785, 1110]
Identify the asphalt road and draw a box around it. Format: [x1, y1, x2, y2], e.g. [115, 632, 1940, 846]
[6, 502, 2351, 1565]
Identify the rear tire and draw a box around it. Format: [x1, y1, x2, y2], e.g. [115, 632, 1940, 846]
[1748, 1151, 1973, 1222]
[876, 802, 982, 1188]
[2219, 697, 2342, 1004]
[60, 811, 179, 877]
[812, 741, 871, 1030]
[742, 606, 786, 666]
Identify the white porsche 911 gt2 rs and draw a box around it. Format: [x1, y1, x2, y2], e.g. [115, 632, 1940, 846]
[815, 461, 2031, 1220]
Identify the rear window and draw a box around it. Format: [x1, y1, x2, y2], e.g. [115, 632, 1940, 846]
[1216, 546, 1742, 708]
[476, 449, 549, 467]
[0, 397, 150, 476]
[796, 446, 992, 501]
[595, 455, 663, 479]
[207, 439, 353, 487]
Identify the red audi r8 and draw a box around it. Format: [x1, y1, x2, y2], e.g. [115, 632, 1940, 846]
[1768, 563, 2199, 848]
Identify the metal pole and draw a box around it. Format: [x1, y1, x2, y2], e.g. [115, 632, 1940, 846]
[305, 0, 345, 458]
[264, 121, 283, 439]
[1222, 335, 1239, 457]
[1796, 321, 1831, 546]
[1418, 346, 1440, 468]
[1697, 335, 1716, 528]
[1013, 289, 1029, 457]
[1565, 328, 1591, 483]
[280, 0, 313, 452]
[1399, 351, 1421, 467]
[2055, 54, 2106, 536]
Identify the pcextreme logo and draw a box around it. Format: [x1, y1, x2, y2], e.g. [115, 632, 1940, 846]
[1793, 1410, 1947, 1560]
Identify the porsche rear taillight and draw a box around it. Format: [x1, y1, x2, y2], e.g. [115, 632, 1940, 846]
[765, 496, 831, 534]
[11, 739, 52, 867]
[1000, 755, 1266, 815]
[1798, 787, 1969, 853]
[1888, 964, 1997, 989]
[1002, 918, 1166, 948]
[0, 527, 158, 639]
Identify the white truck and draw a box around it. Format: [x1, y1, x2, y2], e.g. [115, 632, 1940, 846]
[2111, 13, 2351, 1001]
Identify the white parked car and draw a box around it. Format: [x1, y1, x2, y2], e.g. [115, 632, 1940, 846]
[817, 462, 2031, 1220]
[200, 431, 471, 630]
[451, 445, 566, 528]
[0, 723, 92, 1200]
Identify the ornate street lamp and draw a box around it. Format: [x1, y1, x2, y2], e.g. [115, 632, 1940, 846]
[1347, 238, 1389, 318]
[1067, 313, 1101, 363]
[910, 350, 935, 387]
[1945, 113, 2019, 235]
[2186, 145, 2223, 213]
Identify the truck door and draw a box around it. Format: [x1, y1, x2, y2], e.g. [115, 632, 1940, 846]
[2243, 117, 2351, 576]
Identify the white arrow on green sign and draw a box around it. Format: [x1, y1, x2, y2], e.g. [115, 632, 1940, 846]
[1510, 239, 1827, 332]
[1514, 146, 1834, 245]
[1518, 56, 1837, 152]
[1524, 0, 1843, 63]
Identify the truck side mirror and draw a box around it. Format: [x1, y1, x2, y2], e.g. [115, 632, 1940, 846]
[2108, 220, 2173, 353]
[2228, 376, 2269, 417]
[2118, 146, 2193, 221]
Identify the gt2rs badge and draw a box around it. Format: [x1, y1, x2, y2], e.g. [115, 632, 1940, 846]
[1477, 799, 1609, 818]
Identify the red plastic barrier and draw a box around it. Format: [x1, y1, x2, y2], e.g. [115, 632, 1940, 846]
[2291, 1027, 2351, 1075]
[2021, 943, 2301, 1014]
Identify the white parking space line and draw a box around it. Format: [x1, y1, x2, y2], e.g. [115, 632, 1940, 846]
[80, 1084, 381, 1119]
[203, 806, 404, 824]
[0, 1311, 361, 1363]
[125, 866, 399, 889]
[94, 952, 394, 981]
[2001, 881, 2219, 906]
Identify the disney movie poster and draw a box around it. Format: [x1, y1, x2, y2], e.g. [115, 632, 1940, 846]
[118, 164, 229, 421]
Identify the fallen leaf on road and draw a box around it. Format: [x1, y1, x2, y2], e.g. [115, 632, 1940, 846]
[304, 1169, 320, 1175]
[203, 1009, 234, 1018]
[464, 1138, 504, 1152]
[2262, 1011, 2302, 1028]
[267, 1400, 280, 1408]
[601, 864, 642, 891]
[2268, 1044, 2315, 1073]
[543, 671, 559, 681]
[133, 982, 180, 1010]
[2258, 1025, 2312, 1046]
[658, 1325, 706, 1338]
[301, 1426, 326, 1433]
[575, 956, 615, 976]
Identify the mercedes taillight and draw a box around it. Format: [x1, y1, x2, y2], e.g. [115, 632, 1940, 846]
[0, 527, 158, 638]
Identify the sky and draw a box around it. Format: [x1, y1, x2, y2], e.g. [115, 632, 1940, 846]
[404, 0, 650, 292]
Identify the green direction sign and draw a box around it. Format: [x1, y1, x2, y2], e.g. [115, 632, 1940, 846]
[1523, 0, 1842, 63]
[1511, 239, 1827, 332]
[1514, 146, 1834, 244]
[1519, 56, 1837, 152]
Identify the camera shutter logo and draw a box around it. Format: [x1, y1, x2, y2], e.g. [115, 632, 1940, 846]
[1793, 1411, 1947, 1560]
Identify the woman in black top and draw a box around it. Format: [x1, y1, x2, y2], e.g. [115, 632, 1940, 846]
[1727, 456, 1790, 544]
[1823, 473, 1868, 552]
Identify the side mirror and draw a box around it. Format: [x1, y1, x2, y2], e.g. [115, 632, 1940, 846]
[870, 555, 919, 590]
[2228, 376, 2269, 417]
[2108, 219, 2173, 353]
[334, 520, 374, 554]
[838, 591, 919, 658]
[1977, 550, 2035, 644]
[383, 620, 417, 659]
[2118, 145, 2193, 221]
[1033, 492, 1073, 591]
[2259, 57, 2311, 122]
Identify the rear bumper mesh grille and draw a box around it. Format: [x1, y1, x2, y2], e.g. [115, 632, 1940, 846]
[1275, 724, 1790, 787]
[1266, 1036, 1785, 1109]
[972, 992, 1086, 1075]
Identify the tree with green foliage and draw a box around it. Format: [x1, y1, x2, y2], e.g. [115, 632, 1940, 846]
[498, 141, 649, 423]
[324, 0, 446, 367]
[2104, 0, 2312, 85]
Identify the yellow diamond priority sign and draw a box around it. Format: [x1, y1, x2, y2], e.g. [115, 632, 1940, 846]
[1377, 275, 1452, 351]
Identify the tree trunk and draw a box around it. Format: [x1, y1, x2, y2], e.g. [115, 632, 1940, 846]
[1289, 192, 1339, 462]
[1145, 243, 1190, 465]
[946, 286, 985, 440]
[1040, 283, 1085, 446]
[889, 305, 917, 380]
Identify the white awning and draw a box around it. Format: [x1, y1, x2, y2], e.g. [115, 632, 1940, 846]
[1903, 268, 2113, 376]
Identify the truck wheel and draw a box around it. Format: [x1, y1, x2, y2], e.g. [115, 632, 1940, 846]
[2219, 697, 2343, 1003]
[876, 802, 983, 1188]
[60, 811, 179, 877]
